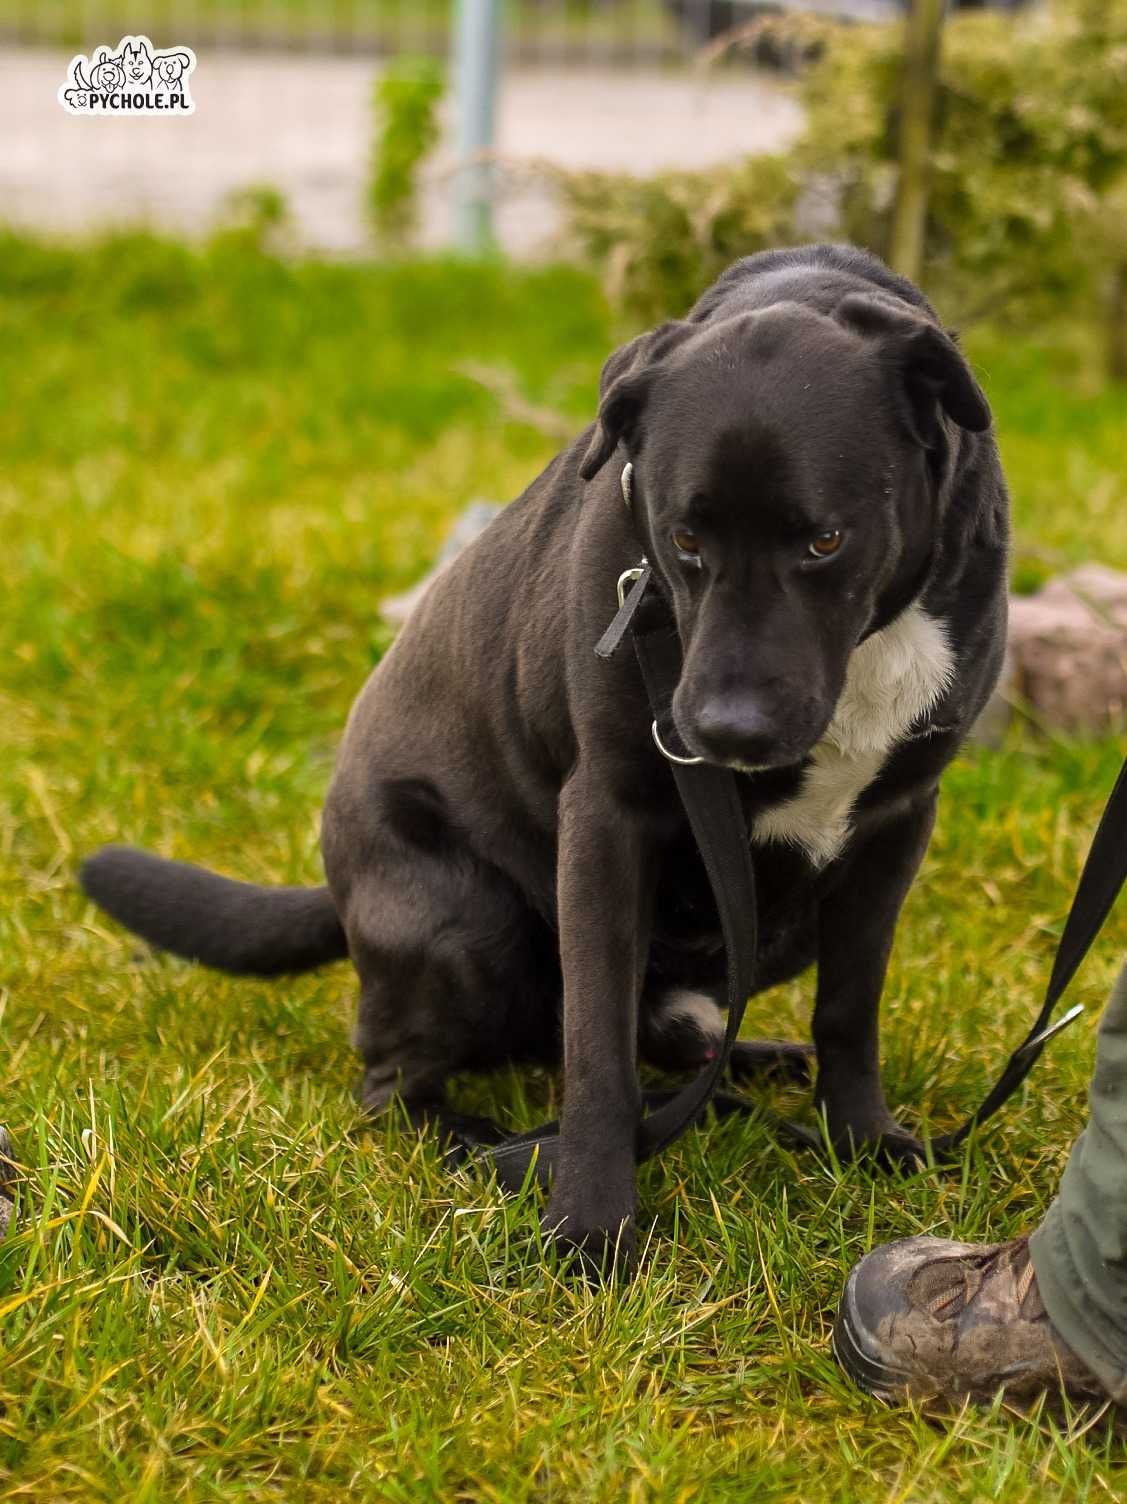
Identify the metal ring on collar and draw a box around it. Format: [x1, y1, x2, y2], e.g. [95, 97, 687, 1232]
[616, 563, 645, 608]
[651, 718, 705, 766]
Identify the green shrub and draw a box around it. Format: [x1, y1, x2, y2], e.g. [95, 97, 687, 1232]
[368, 58, 445, 249]
[797, 0, 1127, 324]
[557, 152, 798, 326]
[212, 184, 292, 256]
[558, 0, 1127, 354]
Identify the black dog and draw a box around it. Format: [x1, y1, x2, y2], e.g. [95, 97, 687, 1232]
[82, 246, 1008, 1262]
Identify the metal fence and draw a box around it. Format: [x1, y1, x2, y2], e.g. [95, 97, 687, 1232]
[0, 1, 753, 64]
[1, 1, 1041, 63]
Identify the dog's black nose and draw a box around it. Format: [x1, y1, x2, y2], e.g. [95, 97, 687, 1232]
[691, 698, 784, 767]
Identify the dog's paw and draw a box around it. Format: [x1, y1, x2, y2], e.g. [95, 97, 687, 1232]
[866, 1129, 930, 1171]
[541, 1193, 636, 1278]
[807, 1089, 934, 1169]
[829, 1120, 931, 1171]
[808, 1099, 937, 1170]
[728, 1038, 815, 1084]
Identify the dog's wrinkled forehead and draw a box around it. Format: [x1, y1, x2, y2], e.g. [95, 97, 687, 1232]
[580, 295, 989, 489]
[639, 311, 898, 515]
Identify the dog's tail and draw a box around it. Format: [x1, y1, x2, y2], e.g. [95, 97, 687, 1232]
[80, 845, 348, 976]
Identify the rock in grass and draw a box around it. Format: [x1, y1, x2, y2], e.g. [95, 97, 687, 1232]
[1009, 565, 1127, 734]
[380, 501, 504, 627]
[975, 565, 1127, 742]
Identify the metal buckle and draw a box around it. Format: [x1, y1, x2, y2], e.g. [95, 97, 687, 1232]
[1015, 1003, 1085, 1060]
[613, 551, 705, 768]
[616, 563, 645, 608]
[651, 718, 705, 767]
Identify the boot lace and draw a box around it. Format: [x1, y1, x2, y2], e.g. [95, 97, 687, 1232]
[923, 1235, 1036, 1319]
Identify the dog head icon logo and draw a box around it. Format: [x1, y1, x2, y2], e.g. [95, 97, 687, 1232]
[59, 35, 196, 116]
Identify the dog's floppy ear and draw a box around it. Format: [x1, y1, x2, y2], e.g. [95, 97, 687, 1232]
[579, 320, 695, 481]
[835, 293, 991, 444]
[578, 366, 653, 482]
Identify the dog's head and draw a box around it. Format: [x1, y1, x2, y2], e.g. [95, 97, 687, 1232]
[155, 54, 189, 86]
[89, 51, 124, 92]
[580, 295, 990, 770]
[121, 39, 154, 85]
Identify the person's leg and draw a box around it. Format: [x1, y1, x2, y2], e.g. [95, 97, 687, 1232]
[833, 960, 1127, 1407]
[1028, 961, 1127, 1402]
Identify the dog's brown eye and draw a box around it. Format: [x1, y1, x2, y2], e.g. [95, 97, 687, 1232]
[671, 527, 700, 557]
[808, 529, 843, 559]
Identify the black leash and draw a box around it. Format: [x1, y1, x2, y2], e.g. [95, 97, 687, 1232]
[464, 564, 762, 1193]
[452, 557, 1127, 1190]
[931, 750, 1127, 1153]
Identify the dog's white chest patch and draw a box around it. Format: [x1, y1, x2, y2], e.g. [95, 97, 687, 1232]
[751, 605, 955, 868]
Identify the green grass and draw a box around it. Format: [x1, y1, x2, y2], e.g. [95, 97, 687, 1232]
[1, 226, 1126, 1500]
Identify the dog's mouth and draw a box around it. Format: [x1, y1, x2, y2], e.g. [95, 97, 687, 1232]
[671, 718, 816, 775]
[724, 757, 783, 775]
[714, 749, 809, 776]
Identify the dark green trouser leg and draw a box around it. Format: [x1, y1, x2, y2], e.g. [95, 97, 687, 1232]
[1030, 961, 1127, 1403]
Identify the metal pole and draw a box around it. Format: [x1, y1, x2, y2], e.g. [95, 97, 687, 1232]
[453, 0, 502, 254]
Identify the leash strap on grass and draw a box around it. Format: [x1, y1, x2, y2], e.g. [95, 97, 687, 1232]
[932, 752, 1127, 1154]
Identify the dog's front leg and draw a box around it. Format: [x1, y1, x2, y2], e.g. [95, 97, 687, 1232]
[812, 796, 937, 1165]
[543, 769, 655, 1270]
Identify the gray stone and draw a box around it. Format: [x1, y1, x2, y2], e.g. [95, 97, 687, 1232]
[1008, 565, 1127, 734]
[380, 500, 504, 627]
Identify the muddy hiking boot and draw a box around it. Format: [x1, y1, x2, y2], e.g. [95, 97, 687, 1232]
[834, 1233, 1108, 1407]
[0, 1127, 16, 1238]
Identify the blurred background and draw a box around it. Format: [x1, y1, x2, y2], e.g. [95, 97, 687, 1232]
[5, 3, 1121, 544]
[5, 0, 1124, 313]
